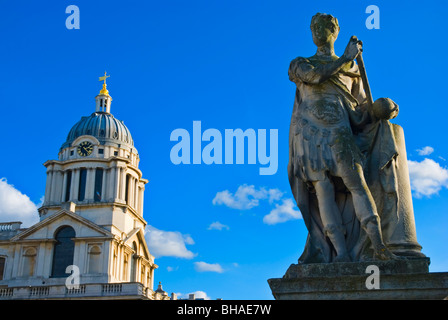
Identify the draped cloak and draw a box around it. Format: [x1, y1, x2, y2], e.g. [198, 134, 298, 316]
[287, 56, 424, 263]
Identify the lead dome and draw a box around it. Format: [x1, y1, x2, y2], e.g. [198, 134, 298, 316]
[61, 112, 134, 150]
[59, 74, 137, 154]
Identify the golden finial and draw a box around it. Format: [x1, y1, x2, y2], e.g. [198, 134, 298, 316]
[98, 71, 110, 96]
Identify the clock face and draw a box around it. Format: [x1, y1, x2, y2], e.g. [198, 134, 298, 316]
[77, 141, 93, 157]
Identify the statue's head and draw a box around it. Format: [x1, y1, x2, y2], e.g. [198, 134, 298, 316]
[372, 98, 399, 120]
[310, 13, 340, 47]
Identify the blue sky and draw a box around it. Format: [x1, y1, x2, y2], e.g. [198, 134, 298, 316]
[0, 0, 447, 300]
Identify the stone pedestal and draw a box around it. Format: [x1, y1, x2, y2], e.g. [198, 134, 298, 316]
[268, 258, 448, 300]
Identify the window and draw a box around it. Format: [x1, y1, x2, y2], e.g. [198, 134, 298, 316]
[94, 168, 103, 202]
[98, 148, 104, 154]
[21, 247, 37, 277]
[114, 151, 118, 156]
[70, 150, 74, 156]
[51, 226, 76, 278]
[0, 257, 6, 280]
[87, 245, 102, 274]
[78, 169, 87, 201]
[65, 170, 72, 202]
[125, 175, 130, 204]
[123, 254, 129, 281]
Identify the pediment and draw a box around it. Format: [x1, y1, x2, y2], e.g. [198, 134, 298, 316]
[123, 227, 152, 260]
[10, 209, 114, 242]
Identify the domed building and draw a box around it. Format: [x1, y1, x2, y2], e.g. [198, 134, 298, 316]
[0, 75, 168, 300]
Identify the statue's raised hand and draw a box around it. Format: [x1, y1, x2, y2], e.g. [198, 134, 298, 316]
[343, 36, 362, 61]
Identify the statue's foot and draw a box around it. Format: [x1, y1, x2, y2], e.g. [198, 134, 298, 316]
[374, 246, 399, 261]
[333, 253, 351, 263]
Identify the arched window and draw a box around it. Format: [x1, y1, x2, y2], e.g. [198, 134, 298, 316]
[88, 245, 102, 274]
[51, 226, 76, 278]
[21, 247, 37, 277]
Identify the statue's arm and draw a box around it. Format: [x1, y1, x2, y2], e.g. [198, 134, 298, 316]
[289, 36, 362, 85]
[348, 76, 375, 128]
[288, 56, 350, 85]
[352, 75, 370, 113]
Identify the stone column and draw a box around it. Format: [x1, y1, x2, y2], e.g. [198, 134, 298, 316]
[52, 170, 62, 205]
[120, 167, 127, 202]
[49, 169, 57, 204]
[101, 168, 107, 202]
[71, 168, 80, 201]
[85, 168, 94, 201]
[106, 167, 113, 201]
[61, 171, 68, 203]
[150, 267, 154, 290]
[138, 185, 144, 215]
[136, 256, 141, 283]
[44, 170, 53, 205]
[134, 179, 139, 211]
[129, 176, 135, 207]
[111, 166, 119, 202]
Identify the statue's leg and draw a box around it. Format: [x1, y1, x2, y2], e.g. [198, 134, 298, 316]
[313, 178, 351, 262]
[339, 163, 397, 260]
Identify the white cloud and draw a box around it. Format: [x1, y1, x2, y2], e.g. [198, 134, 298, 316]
[144, 225, 196, 259]
[408, 158, 448, 198]
[263, 198, 302, 225]
[194, 261, 224, 273]
[416, 146, 434, 156]
[207, 221, 229, 231]
[166, 266, 181, 272]
[0, 178, 40, 227]
[176, 291, 211, 300]
[212, 184, 283, 210]
[267, 188, 283, 204]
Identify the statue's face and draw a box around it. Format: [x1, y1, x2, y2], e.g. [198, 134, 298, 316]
[311, 19, 339, 47]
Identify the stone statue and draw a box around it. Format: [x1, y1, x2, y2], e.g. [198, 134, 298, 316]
[287, 13, 425, 263]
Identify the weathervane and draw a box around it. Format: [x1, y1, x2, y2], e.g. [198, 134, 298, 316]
[98, 71, 111, 96]
[99, 71, 110, 85]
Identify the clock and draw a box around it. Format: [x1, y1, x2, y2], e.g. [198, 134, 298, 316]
[77, 141, 93, 157]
